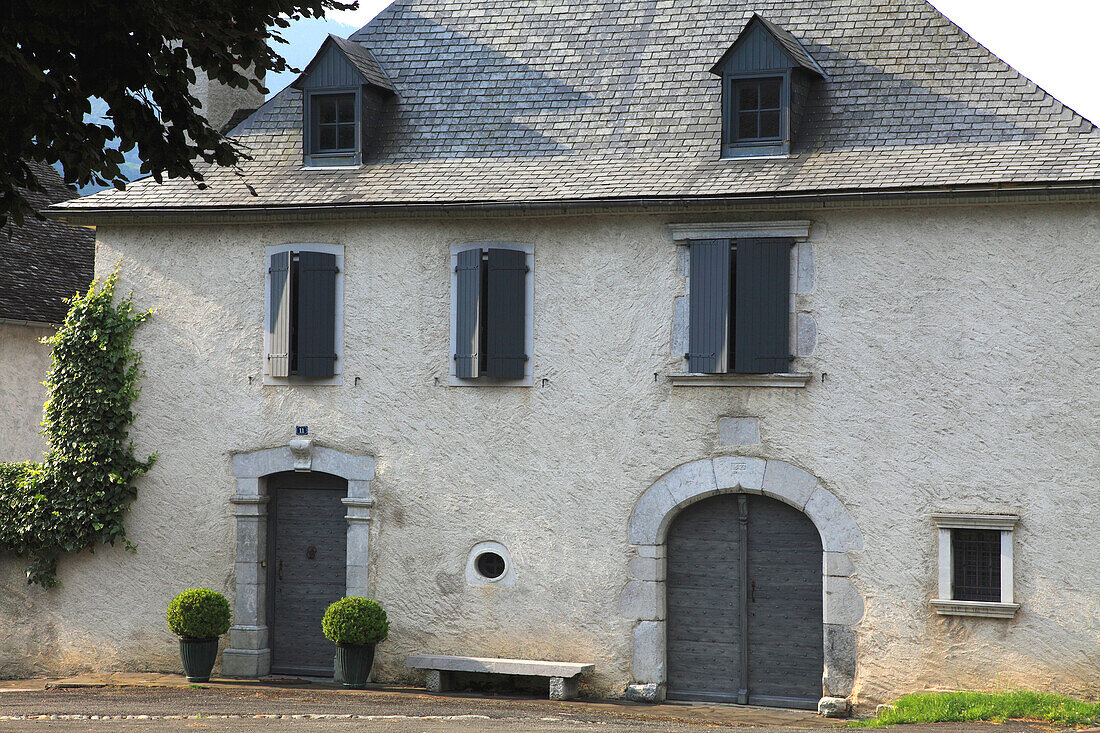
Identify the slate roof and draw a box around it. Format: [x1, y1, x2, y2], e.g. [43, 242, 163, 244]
[1, 163, 94, 323]
[52, 0, 1100, 216]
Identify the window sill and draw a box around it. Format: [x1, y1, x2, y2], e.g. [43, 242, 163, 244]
[449, 375, 533, 388]
[931, 599, 1020, 618]
[669, 372, 811, 388]
[719, 153, 791, 161]
[263, 375, 342, 387]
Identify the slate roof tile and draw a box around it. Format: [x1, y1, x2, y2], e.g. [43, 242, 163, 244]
[55, 0, 1100, 214]
[1, 163, 94, 323]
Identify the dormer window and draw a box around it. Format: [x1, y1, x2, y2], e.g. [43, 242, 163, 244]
[311, 93, 357, 153]
[712, 15, 824, 159]
[732, 77, 783, 142]
[291, 34, 396, 168]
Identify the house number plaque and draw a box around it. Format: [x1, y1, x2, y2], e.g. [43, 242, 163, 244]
[296, 425, 308, 436]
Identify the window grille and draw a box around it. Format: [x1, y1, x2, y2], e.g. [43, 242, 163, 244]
[952, 529, 1000, 602]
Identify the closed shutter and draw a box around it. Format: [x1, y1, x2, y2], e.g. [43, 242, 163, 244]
[485, 248, 527, 379]
[296, 251, 338, 378]
[269, 251, 291, 378]
[687, 239, 730, 374]
[454, 248, 482, 379]
[734, 238, 790, 374]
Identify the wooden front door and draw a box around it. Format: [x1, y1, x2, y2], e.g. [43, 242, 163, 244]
[666, 493, 823, 708]
[267, 472, 347, 676]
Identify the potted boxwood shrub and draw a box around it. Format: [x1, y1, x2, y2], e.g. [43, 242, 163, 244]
[166, 588, 232, 683]
[322, 597, 389, 688]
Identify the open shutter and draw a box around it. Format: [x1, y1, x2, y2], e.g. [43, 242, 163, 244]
[296, 251, 338, 378]
[687, 239, 731, 374]
[734, 238, 791, 374]
[454, 248, 482, 378]
[268, 251, 291, 378]
[485, 248, 527, 379]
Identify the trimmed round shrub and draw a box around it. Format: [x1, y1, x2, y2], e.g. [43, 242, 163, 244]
[167, 588, 232, 640]
[322, 597, 389, 646]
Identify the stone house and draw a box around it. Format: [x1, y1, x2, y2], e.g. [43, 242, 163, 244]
[0, 162, 94, 465]
[32, 0, 1100, 710]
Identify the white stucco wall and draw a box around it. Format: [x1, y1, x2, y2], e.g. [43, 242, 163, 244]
[2, 203, 1097, 704]
[0, 322, 52, 463]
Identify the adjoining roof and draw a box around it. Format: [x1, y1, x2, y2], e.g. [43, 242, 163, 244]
[51, 0, 1100, 219]
[1, 163, 94, 324]
[292, 34, 396, 93]
[711, 14, 826, 76]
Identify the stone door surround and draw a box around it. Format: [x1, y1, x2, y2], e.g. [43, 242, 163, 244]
[623, 457, 864, 705]
[222, 439, 375, 678]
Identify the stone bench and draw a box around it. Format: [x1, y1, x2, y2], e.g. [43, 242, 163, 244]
[406, 654, 595, 700]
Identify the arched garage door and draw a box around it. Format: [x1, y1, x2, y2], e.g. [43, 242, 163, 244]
[666, 493, 823, 708]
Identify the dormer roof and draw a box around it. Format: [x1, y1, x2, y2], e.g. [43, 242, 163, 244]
[291, 35, 396, 94]
[711, 14, 825, 77]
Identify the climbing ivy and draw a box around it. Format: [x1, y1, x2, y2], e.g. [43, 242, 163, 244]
[0, 269, 155, 587]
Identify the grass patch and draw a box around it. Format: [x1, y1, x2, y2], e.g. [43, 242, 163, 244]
[850, 691, 1100, 728]
[187, 684, 209, 690]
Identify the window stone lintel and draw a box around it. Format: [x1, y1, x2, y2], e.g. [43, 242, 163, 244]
[931, 599, 1020, 618]
[668, 220, 812, 242]
[931, 512, 1019, 531]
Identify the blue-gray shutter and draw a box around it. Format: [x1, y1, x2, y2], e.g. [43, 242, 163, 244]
[296, 251, 338, 378]
[688, 239, 730, 374]
[734, 238, 790, 374]
[269, 251, 291, 378]
[454, 248, 482, 378]
[485, 248, 527, 380]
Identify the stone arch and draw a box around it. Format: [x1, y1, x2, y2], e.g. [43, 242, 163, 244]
[621, 457, 863, 706]
[221, 440, 375, 678]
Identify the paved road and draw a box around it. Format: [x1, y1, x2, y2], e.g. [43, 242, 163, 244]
[0, 685, 1073, 733]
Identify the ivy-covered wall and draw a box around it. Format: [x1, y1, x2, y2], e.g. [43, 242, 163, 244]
[0, 271, 154, 587]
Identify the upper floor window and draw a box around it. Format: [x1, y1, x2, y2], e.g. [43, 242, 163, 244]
[711, 15, 824, 158]
[311, 93, 357, 153]
[265, 243, 344, 386]
[668, 221, 813, 387]
[686, 237, 791, 375]
[291, 34, 396, 168]
[450, 243, 534, 386]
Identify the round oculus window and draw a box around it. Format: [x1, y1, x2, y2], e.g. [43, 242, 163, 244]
[475, 551, 506, 580]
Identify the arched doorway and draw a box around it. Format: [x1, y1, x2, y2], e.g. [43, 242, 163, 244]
[623, 457, 863, 706]
[665, 493, 823, 708]
[222, 440, 376, 678]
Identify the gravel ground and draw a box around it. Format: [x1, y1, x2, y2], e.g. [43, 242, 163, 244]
[0, 685, 1077, 733]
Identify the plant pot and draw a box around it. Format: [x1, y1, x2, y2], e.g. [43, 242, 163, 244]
[334, 642, 375, 689]
[179, 637, 219, 683]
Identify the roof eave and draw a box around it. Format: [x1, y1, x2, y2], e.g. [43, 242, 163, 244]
[43, 181, 1100, 227]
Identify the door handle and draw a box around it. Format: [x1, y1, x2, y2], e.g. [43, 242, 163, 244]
[751, 579, 756, 603]
[278, 559, 283, 582]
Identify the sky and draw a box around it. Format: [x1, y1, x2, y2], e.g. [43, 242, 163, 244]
[270, 0, 1100, 125]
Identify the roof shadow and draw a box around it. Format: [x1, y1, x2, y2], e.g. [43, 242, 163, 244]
[351, 7, 600, 160]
